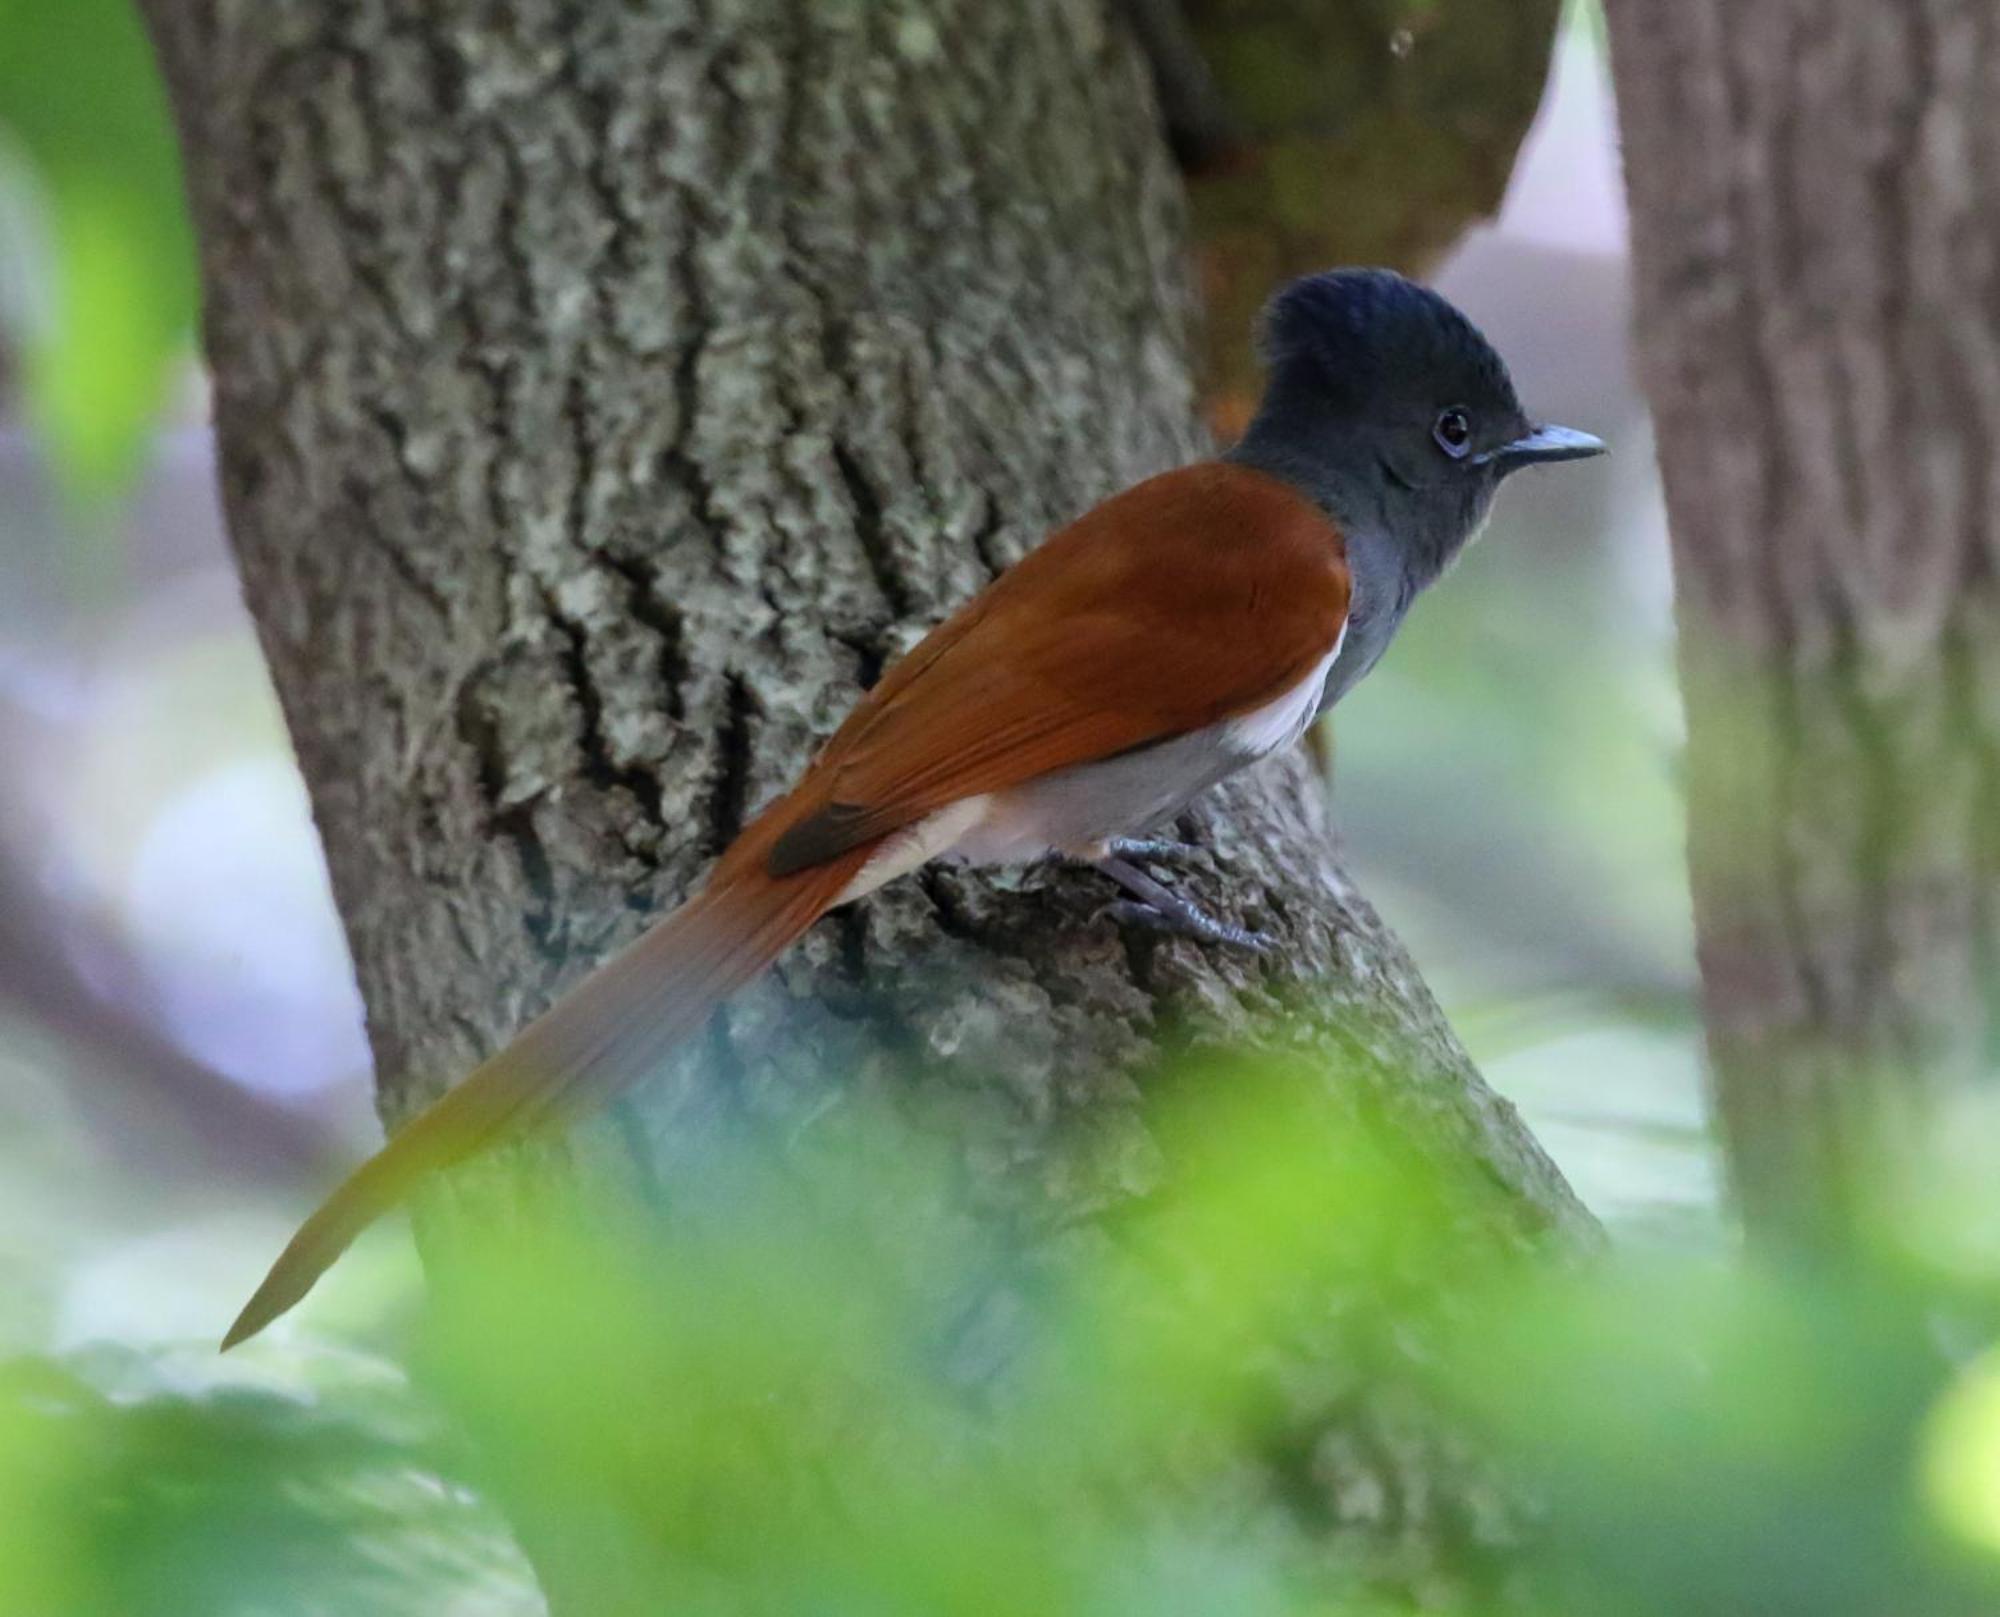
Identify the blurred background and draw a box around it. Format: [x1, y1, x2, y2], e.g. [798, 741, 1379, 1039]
[19, 9, 2000, 1616]
[0, 10, 1706, 1366]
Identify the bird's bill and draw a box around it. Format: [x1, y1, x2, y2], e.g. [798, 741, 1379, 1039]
[1482, 423, 1607, 470]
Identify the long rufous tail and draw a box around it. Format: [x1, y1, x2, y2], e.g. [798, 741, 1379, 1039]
[222, 827, 872, 1351]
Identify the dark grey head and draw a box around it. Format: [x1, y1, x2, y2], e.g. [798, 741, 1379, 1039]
[1228, 268, 1603, 577]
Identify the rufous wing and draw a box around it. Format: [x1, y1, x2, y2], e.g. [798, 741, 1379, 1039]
[770, 462, 1351, 873]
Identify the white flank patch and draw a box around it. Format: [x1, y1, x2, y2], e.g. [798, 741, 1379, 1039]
[1221, 622, 1346, 758]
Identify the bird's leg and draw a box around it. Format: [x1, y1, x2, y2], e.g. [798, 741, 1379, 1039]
[1093, 855, 1273, 952]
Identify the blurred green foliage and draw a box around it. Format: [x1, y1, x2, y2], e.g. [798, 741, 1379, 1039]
[0, 1342, 540, 1615]
[1462, 1267, 2000, 1617]
[421, 1062, 1502, 1616]
[7, 1058, 2000, 1615]
[0, 0, 194, 498]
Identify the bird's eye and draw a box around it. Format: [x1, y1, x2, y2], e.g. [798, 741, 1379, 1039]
[1433, 407, 1473, 458]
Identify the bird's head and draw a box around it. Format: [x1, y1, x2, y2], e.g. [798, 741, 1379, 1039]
[1240, 268, 1604, 569]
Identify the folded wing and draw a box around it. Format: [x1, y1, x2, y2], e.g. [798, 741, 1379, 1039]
[771, 461, 1351, 872]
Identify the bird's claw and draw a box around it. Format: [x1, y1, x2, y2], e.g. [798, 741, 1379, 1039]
[1093, 846, 1272, 952]
[1105, 897, 1276, 954]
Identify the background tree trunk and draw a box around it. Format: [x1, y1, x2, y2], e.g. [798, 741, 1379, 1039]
[143, 0, 1583, 1604]
[1605, 2, 2000, 1248]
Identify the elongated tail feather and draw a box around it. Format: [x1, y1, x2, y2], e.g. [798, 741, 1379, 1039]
[222, 840, 870, 1351]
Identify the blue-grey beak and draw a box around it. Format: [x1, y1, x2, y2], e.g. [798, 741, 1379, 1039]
[1481, 423, 1606, 472]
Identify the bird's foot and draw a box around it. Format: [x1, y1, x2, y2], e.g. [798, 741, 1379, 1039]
[1105, 835, 1200, 864]
[1094, 854, 1273, 952]
[1106, 898, 1275, 952]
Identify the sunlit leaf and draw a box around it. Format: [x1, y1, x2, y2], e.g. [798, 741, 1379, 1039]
[1925, 1348, 2000, 1561]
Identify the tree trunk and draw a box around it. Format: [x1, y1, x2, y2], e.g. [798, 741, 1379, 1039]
[1605, 1, 2000, 1247]
[143, 0, 1585, 1603]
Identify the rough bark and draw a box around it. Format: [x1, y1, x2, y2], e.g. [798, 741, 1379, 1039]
[143, 0, 1586, 1603]
[1605, 2, 2000, 1246]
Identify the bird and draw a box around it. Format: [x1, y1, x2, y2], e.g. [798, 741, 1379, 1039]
[222, 267, 1604, 1350]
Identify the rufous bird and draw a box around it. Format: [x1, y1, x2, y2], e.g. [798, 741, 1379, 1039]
[224, 268, 1604, 1349]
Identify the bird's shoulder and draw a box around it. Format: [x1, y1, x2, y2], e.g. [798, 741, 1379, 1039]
[988, 459, 1351, 621]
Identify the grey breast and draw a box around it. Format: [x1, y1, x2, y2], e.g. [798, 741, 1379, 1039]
[1316, 527, 1414, 715]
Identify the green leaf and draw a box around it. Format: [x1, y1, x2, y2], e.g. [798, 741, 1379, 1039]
[0, 0, 196, 501]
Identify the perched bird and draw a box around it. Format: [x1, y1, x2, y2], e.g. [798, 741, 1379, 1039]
[223, 268, 1603, 1349]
